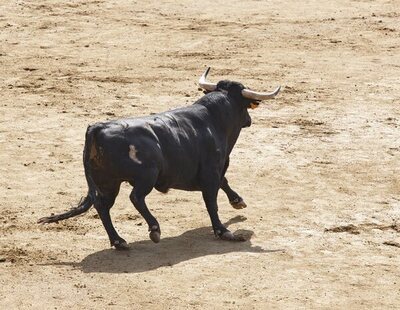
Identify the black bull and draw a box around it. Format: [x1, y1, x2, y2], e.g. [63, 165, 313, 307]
[39, 71, 280, 250]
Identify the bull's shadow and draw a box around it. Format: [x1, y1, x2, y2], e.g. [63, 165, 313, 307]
[57, 216, 283, 274]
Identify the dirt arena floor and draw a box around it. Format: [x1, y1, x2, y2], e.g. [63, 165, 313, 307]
[1, 0, 399, 308]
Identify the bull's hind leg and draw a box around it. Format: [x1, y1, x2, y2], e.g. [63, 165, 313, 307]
[94, 184, 128, 250]
[220, 177, 247, 210]
[129, 169, 161, 243]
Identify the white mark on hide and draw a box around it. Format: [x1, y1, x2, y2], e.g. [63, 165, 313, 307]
[129, 145, 142, 164]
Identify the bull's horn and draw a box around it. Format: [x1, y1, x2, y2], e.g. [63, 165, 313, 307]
[241, 85, 281, 100]
[199, 67, 217, 91]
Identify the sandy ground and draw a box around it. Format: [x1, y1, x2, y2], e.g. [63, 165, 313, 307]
[1, 0, 399, 308]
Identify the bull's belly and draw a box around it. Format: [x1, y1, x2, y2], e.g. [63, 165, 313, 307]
[154, 184, 201, 193]
[154, 173, 201, 193]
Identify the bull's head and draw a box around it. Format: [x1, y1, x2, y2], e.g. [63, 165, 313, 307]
[198, 67, 280, 127]
[198, 67, 281, 109]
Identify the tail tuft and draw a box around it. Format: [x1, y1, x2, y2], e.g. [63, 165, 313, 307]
[37, 195, 93, 224]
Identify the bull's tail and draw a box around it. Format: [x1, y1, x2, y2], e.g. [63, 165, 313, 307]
[38, 125, 101, 224]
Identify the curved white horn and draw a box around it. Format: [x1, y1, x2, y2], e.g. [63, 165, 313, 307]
[199, 67, 217, 91]
[241, 85, 281, 100]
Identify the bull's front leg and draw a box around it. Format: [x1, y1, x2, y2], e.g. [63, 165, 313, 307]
[201, 176, 243, 241]
[220, 177, 247, 209]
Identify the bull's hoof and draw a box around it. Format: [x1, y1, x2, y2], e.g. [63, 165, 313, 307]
[149, 231, 160, 243]
[219, 230, 247, 242]
[112, 239, 129, 251]
[230, 198, 247, 210]
[149, 225, 161, 243]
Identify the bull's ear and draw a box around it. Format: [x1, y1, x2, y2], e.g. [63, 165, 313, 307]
[199, 88, 212, 94]
[249, 102, 260, 109]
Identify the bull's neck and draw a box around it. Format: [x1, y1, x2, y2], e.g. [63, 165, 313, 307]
[202, 96, 244, 152]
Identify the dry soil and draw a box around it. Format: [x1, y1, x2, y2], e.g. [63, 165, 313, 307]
[0, 0, 399, 309]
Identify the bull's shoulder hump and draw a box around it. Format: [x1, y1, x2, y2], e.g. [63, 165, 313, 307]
[194, 91, 228, 105]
